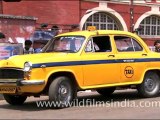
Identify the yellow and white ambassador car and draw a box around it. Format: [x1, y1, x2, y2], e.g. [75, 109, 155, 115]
[0, 28, 160, 108]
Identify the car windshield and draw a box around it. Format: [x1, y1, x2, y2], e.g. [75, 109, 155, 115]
[43, 36, 85, 53]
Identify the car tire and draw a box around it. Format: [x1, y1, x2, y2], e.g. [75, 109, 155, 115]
[48, 76, 74, 108]
[137, 72, 160, 98]
[3, 94, 27, 105]
[96, 87, 116, 96]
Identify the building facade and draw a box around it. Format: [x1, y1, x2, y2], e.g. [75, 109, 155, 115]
[1, 0, 160, 46]
[0, 15, 36, 43]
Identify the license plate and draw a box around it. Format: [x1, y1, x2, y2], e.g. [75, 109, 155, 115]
[0, 87, 16, 93]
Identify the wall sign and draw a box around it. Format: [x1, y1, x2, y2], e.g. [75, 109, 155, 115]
[0, 43, 23, 60]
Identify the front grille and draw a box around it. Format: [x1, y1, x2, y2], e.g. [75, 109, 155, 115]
[0, 68, 24, 79]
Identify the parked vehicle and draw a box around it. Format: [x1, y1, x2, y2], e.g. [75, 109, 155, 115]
[0, 27, 160, 108]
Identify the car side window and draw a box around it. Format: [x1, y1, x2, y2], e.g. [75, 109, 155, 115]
[114, 36, 143, 52]
[85, 36, 111, 52]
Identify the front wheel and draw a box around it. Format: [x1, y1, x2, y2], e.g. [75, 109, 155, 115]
[48, 76, 75, 108]
[137, 72, 160, 98]
[3, 94, 27, 105]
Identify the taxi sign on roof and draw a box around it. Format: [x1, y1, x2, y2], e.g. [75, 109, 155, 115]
[87, 26, 97, 31]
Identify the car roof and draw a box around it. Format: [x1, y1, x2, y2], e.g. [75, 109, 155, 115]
[56, 30, 136, 37]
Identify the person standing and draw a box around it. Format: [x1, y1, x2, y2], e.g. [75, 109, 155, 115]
[51, 25, 59, 35]
[23, 40, 34, 54]
[154, 40, 160, 52]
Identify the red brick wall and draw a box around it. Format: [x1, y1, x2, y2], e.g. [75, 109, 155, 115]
[0, 1, 2, 14]
[1, 1, 157, 31]
[107, 3, 151, 32]
[134, 5, 151, 21]
[1, 0, 160, 46]
[80, 1, 98, 16]
[0, 18, 35, 43]
[108, 3, 131, 31]
[3, 1, 80, 25]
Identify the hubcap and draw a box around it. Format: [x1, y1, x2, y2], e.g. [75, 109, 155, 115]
[58, 84, 70, 103]
[60, 85, 67, 95]
[144, 78, 156, 92]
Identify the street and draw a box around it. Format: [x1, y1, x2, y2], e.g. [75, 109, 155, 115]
[0, 90, 160, 119]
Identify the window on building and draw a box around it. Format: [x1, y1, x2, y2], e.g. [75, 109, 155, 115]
[83, 12, 120, 30]
[139, 15, 160, 36]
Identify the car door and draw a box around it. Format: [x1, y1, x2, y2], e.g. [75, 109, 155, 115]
[81, 35, 120, 86]
[113, 35, 147, 83]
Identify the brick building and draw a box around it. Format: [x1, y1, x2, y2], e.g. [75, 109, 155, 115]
[0, 0, 160, 46]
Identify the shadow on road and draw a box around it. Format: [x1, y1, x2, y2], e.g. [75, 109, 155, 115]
[0, 89, 160, 111]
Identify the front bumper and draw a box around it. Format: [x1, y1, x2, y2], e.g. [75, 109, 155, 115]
[0, 79, 45, 86]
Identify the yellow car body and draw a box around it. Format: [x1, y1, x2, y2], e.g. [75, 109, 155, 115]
[0, 29, 160, 107]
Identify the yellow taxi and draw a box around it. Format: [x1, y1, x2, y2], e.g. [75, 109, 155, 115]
[0, 26, 160, 108]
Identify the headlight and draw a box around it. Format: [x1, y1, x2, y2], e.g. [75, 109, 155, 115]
[23, 62, 32, 72]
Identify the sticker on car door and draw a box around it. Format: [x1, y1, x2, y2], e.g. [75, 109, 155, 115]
[124, 66, 134, 78]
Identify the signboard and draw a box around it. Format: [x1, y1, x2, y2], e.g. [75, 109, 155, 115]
[30, 30, 55, 44]
[0, 43, 23, 60]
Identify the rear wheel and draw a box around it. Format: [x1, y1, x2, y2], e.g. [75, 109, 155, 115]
[48, 76, 75, 108]
[96, 87, 116, 96]
[137, 72, 160, 98]
[3, 94, 27, 105]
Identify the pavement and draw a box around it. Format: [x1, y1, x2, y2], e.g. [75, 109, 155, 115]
[0, 90, 160, 119]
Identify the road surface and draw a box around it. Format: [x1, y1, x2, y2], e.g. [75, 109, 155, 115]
[0, 90, 160, 119]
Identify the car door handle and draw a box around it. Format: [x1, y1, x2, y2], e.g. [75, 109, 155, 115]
[108, 55, 115, 57]
[142, 53, 147, 56]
